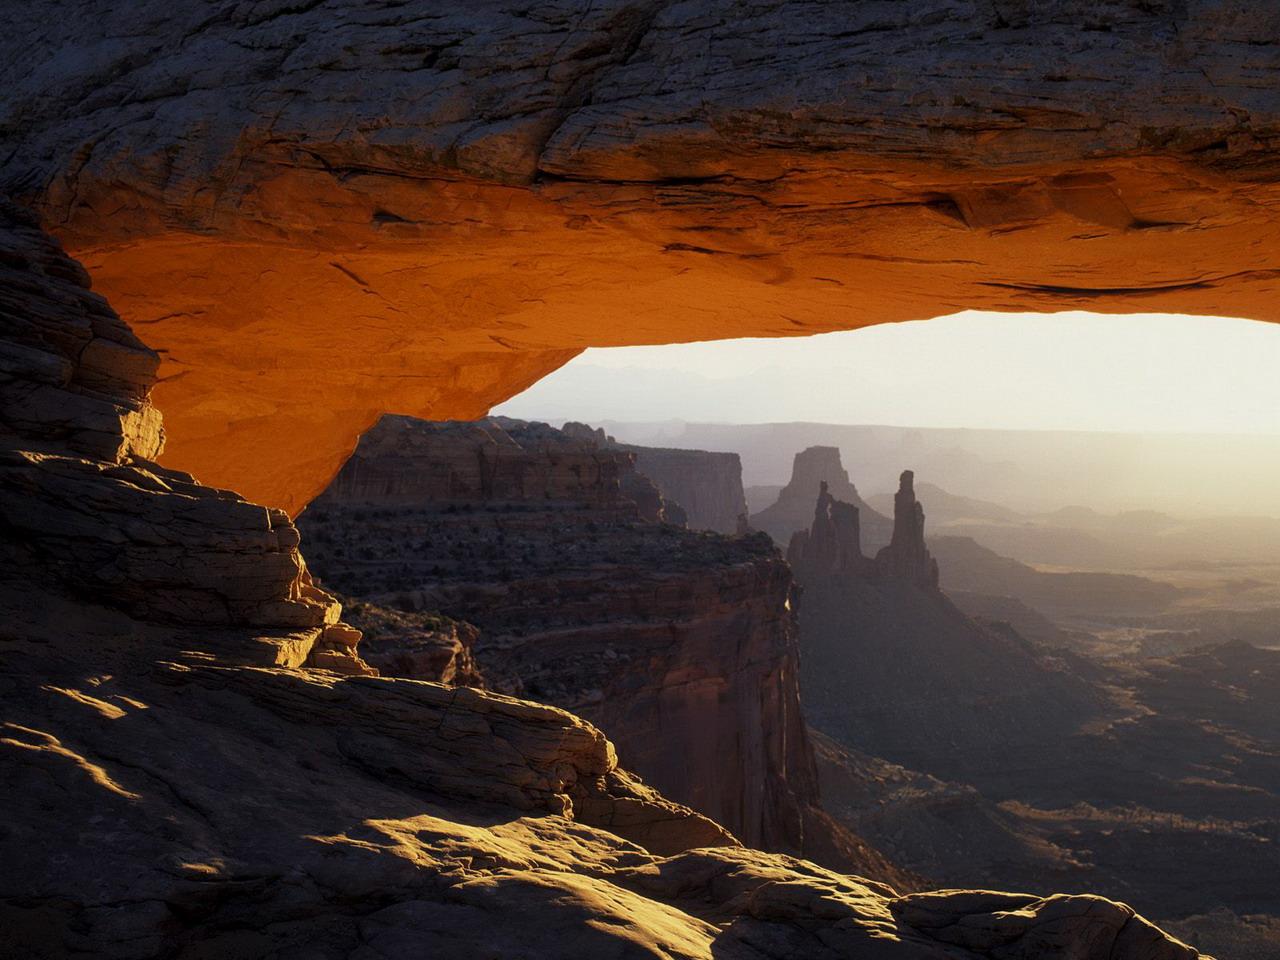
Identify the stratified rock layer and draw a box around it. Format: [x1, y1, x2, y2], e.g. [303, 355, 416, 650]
[0, 609, 1205, 959]
[563, 421, 752, 533]
[0, 200, 359, 670]
[4, 3, 1280, 511]
[303, 415, 838, 858]
[0, 197, 1211, 960]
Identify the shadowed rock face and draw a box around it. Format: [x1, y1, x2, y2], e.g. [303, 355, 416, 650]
[3, 2, 1280, 510]
[563, 421, 749, 532]
[302, 414, 845, 862]
[0, 201, 352, 663]
[756, 446, 893, 551]
[875, 471, 940, 590]
[0, 192, 1211, 959]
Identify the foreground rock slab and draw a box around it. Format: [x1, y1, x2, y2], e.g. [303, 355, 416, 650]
[0, 604, 1206, 959]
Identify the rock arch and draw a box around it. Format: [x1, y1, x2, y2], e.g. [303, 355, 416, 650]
[4, 1, 1278, 511]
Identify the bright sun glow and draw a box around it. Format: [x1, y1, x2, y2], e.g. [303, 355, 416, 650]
[494, 311, 1280, 435]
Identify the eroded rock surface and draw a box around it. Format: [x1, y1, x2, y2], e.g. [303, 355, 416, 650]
[566, 423, 750, 534]
[0, 201, 362, 672]
[301, 415, 847, 861]
[0, 199, 1213, 958]
[0, 609, 1204, 959]
[756, 446, 893, 551]
[4, 3, 1280, 510]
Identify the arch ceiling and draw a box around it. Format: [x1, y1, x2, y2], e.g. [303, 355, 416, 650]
[3, 1, 1278, 511]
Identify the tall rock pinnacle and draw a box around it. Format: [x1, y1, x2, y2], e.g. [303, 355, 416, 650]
[874, 471, 940, 590]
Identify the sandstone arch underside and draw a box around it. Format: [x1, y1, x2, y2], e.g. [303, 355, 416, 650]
[4, 1, 1279, 512]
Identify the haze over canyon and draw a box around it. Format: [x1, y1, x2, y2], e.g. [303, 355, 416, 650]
[4, 3, 1280, 959]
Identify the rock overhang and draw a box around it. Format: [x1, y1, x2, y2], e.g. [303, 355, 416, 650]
[3, 0, 1278, 512]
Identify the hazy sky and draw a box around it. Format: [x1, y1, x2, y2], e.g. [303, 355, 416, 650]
[494, 311, 1280, 435]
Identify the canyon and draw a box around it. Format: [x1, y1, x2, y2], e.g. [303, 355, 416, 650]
[781, 468, 1280, 958]
[299, 414, 892, 876]
[753, 446, 893, 552]
[4, 4, 1276, 957]
[3, 195, 1215, 959]
[563, 422, 749, 533]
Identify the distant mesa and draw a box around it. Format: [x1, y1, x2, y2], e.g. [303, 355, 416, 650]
[789, 469, 939, 590]
[751, 446, 893, 550]
[563, 420, 748, 534]
[318, 414, 683, 524]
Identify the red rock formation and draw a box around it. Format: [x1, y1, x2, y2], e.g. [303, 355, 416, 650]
[0, 96, 1214, 960]
[564, 421, 749, 533]
[0, 200, 368, 672]
[787, 480, 873, 574]
[754, 446, 893, 551]
[301, 414, 847, 860]
[4, 5, 1280, 512]
[337, 600, 486, 687]
[790, 470, 939, 589]
[621, 445, 748, 534]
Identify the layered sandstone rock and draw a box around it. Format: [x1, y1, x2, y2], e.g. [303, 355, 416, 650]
[339, 599, 486, 687]
[3, 3, 1280, 511]
[323, 416, 626, 508]
[0, 606, 1204, 959]
[301, 414, 839, 859]
[0, 200, 366, 673]
[0, 50, 1221, 958]
[754, 446, 893, 551]
[623, 445, 748, 534]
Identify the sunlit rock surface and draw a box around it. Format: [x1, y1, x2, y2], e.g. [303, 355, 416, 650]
[0, 210, 1208, 958]
[0, 201, 356, 668]
[3, 2, 1280, 510]
[302, 415, 877, 870]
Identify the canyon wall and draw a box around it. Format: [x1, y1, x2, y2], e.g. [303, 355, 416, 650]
[320, 415, 634, 510]
[562, 421, 749, 533]
[622, 445, 748, 534]
[789, 472, 1101, 779]
[3, 203, 766, 957]
[788, 479, 1280, 948]
[3, 3, 1279, 510]
[302, 415, 863, 865]
[0, 199, 368, 673]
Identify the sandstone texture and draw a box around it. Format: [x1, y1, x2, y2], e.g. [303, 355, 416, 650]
[301, 415, 854, 864]
[755, 446, 893, 551]
[338, 599, 487, 687]
[564, 421, 752, 533]
[3, 3, 1280, 510]
[0, 603, 1205, 960]
[0, 222, 1208, 956]
[0, 200, 368, 674]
